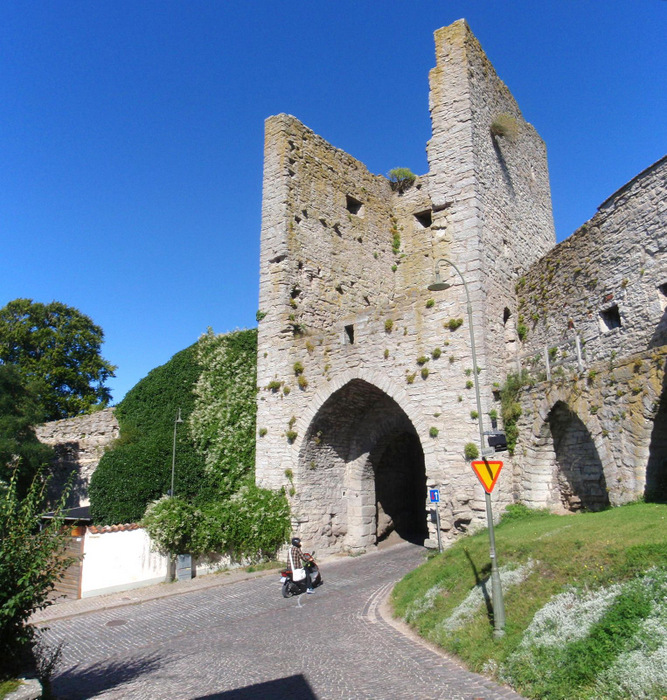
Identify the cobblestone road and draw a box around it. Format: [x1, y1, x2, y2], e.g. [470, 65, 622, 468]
[44, 543, 523, 699]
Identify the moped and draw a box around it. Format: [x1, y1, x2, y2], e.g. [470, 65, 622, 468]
[280, 553, 323, 597]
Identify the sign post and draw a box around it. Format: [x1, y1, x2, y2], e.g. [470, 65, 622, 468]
[429, 489, 442, 553]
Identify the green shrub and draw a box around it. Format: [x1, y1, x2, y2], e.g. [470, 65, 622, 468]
[464, 442, 479, 460]
[447, 318, 464, 331]
[388, 167, 416, 193]
[0, 473, 72, 678]
[429, 427, 439, 438]
[432, 347, 442, 359]
[384, 319, 394, 332]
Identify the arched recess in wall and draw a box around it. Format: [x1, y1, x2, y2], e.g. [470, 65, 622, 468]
[298, 379, 428, 550]
[546, 401, 609, 512]
[645, 360, 667, 503]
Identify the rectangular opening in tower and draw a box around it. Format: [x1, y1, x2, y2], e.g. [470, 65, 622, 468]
[346, 195, 364, 217]
[414, 209, 432, 228]
[600, 305, 621, 331]
[344, 324, 355, 344]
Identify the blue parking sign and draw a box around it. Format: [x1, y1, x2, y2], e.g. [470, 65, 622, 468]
[429, 489, 439, 503]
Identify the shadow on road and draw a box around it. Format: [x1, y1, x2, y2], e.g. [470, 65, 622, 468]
[192, 674, 317, 699]
[52, 651, 163, 699]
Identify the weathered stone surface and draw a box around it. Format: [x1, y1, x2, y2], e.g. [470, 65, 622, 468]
[35, 408, 119, 507]
[255, 19, 665, 555]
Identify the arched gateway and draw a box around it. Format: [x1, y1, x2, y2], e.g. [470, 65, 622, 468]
[298, 379, 428, 552]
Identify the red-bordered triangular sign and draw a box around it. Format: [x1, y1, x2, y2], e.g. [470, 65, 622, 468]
[471, 460, 503, 493]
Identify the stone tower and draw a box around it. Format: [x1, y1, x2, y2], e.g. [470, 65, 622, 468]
[255, 20, 555, 552]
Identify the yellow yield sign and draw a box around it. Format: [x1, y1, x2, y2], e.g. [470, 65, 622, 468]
[471, 459, 503, 493]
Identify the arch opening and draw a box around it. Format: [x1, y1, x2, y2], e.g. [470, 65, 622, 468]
[548, 401, 609, 512]
[645, 363, 667, 503]
[298, 379, 427, 552]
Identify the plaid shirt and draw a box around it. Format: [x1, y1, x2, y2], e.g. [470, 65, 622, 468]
[287, 545, 307, 571]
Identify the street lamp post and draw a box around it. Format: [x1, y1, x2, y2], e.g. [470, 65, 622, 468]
[170, 408, 183, 498]
[428, 258, 506, 638]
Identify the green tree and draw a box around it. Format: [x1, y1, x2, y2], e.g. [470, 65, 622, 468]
[0, 298, 116, 421]
[0, 365, 53, 496]
[0, 473, 71, 679]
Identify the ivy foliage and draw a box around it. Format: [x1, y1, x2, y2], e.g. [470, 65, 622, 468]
[89, 342, 208, 524]
[190, 329, 258, 496]
[90, 328, 290, 561]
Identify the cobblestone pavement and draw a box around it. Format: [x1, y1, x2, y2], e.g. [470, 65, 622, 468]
[42, 543, 523, 699]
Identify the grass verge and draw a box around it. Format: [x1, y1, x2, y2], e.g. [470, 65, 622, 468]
[391, 502, 667, 699]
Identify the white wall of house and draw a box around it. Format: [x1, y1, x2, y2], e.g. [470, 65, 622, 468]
[80, 527, 168, 598]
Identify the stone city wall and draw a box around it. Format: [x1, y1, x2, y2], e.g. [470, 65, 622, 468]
[511, 345, 667, 510]
[255, 20, 557, 553]
[515, 156, 666, 372]
[36, 407, 119, 507]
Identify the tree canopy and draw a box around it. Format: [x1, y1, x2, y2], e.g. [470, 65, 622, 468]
[0, 299, 116, 421]
[0, 365, 53, 496]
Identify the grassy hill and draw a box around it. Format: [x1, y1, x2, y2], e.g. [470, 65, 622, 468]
[391, 503, 667, 699]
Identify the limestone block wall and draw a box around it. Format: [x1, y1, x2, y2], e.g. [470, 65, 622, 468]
[254, 21, 559, 554]
[36, 407, 119, 507]
[516, 156, 666, 368]
[511, 346, 667, 509]
[428, 20, 556, 387]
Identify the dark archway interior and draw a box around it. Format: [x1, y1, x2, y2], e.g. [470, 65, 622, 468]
[301, 379, 428, 546]
[372, 432, 428, 544]
[646, 365, 667, 502]
[548, 401, 609, 511]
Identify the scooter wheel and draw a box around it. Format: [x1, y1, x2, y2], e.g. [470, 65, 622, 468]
[282, 581, 294, 598]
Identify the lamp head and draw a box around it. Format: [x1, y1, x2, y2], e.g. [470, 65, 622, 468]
[427, 269, 450, 292]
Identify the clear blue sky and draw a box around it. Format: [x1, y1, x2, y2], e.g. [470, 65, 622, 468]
[1, 1, 665, 404]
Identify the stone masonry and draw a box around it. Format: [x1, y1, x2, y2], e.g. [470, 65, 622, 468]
[255, 20, 666, 554]
[36, 407, 119, 508]
[255, 20, 557, 553]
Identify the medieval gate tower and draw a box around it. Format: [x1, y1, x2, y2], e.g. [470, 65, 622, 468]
[255, 20, 667, 552]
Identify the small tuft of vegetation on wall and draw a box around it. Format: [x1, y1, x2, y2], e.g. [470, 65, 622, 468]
[447, 318, 464, 331]
[499, 370, 532, 454]
[388, 167, 416, 193]
[490, 113, 519, 140]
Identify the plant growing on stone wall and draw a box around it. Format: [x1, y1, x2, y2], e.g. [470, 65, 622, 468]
[406, 373, 416, 384]
[465, 368, 472, 376]
[421, 367, 429, 379]
[391, 264, 397, 273]
[286, 430, 297, 443]
[293, 361, 304, 376]
[258, 427, 267, 437]
[267, 380, 282, 392]
[385, 319, 394, 332]
[417, 356, 429, 366]
[490, 113, 519, 140]
[489, 409, 498, 421]
[464, 442, 479, 461]
[517, 323, 528, 342]
[429, 427, 439, 438]
[388, 167, 417, 193]
[284, 468, 293, 482]
[384, 349, 389, 359]
[447, 318, 463, 331]
[426, 299, 435, 309]
[458, 395, 463, 402]
[432, 347, 441, 359]
[297, 375, 308, 390]
[465, 380, 474, 389]
[449, 355, 457, 364]
[499, 370, 532, 455]
[283, 385, 291, 395]
[470, 410, 478, 420]
[256, 310, 267, 322]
